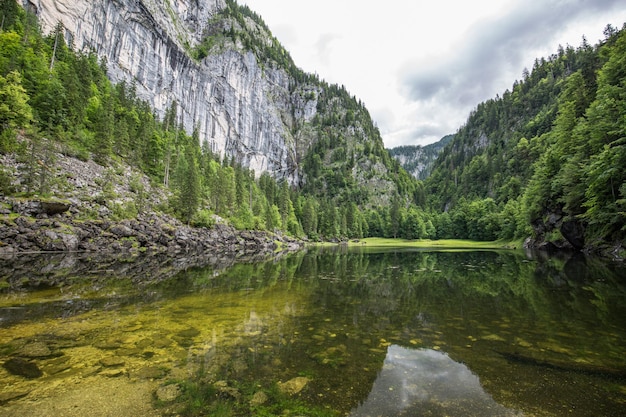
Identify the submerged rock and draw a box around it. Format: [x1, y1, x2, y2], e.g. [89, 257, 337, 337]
[19, 341, 54, 358]
[250, 390, 268, 406]
[3, 358, 43, 378]
[214, 380, 241, 400]
[311, 344, 348, 367]
[100, 368, 125, 377]
[176, 327, 201, 338]
[0, 389, 30, 405]
[94, 339, 123, 350]
[150, 335, 173, 348]
[43, 355, 72, 375]
[156, 384, 181, 402]
[277, 377, 310, 396]
[100, 356, 125, 367]
[133, 366, 166, 379]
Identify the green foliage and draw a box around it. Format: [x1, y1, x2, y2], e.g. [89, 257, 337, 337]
[0, 165, 15, 194]
[5, 0, 624, 248]
[520, 26, 626, 244]
[425, 35, 606, 210]
[0, 126, 17, 153]
[172, 143, 201, 223]
[191, 209, 216, 228]
[423, 24, 626, 246]
[0, 70, 32, 134]
[111, 201, 138, 221]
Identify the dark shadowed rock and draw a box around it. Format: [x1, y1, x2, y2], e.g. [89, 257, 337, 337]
[40, 201, 71, 215]
[3, 358, 43, 378]
[561, 219, 585, 250]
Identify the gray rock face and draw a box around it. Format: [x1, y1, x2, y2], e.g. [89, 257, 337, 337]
[24, 0, 317, 184]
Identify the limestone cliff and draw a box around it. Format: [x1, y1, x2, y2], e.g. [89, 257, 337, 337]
[23, 0, 316, 183]
[388, 135, 454, 180]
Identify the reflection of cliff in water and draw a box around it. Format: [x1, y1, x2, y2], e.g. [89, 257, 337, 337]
[0, 250, 304, 327]
[350, 345, 520, 417]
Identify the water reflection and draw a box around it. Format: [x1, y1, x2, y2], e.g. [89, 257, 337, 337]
[350, 345, 520, 417]
[1, 248, 626, 416]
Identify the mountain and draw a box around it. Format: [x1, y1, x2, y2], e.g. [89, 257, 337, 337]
[20, 0, 409, 205]
[3, 0, 624, 253]
[1, 0, 421, 243]
[23, 0, 303, 182]
[388, 135, 454, 180]
[424, 24, 626, 252]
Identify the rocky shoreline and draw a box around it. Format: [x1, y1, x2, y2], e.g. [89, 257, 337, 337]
[0, 196, 303, 257]
[0, 139, 305, 262]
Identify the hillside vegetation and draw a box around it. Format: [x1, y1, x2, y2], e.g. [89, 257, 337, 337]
[1, 0, 625, 255]
[0, 0, 422, 243]
[425, 24, 626, 253]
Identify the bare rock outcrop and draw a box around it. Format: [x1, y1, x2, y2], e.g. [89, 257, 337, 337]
[23, 0, 319, 184]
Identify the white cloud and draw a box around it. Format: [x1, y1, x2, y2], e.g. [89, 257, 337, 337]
[314, 33, 342, 66]
[239, 0, 626, 147]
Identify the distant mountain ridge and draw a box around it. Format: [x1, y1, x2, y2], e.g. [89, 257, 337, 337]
[388, 135, 454, 180]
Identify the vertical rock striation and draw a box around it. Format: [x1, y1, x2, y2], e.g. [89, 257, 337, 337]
[23, 0, 317, 183]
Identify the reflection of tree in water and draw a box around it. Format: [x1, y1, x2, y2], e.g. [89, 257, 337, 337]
[3, 247, 625, 416]
[290, 248, 626, 415]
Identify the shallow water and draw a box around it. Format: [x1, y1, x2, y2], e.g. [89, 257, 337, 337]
[1, 247, 625, 416]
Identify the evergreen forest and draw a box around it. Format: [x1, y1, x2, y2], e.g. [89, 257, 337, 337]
[426, 24, 626, 250]
[1, 0, 625, 254]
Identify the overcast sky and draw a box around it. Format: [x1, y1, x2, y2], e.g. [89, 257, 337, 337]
[239, 0, 626, 148]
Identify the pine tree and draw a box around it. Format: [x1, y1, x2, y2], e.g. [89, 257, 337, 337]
[173, 144, 201, 224]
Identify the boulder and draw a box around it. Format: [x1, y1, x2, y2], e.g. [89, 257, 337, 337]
[277, 376, 310, 396]
[561, 219, 585, 250]
[109, 224, 134, 237]
[40, 201, 71, 215]
[3, 358, 43, 378]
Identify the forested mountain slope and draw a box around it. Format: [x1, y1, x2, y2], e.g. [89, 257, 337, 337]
[2, 0, 625, 254]
[0, 0, 421, 243]
[425, 24, 626, 252]
[388, 135, 454, 180]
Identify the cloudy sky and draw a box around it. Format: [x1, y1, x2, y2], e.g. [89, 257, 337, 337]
[239, 0, 626, 148]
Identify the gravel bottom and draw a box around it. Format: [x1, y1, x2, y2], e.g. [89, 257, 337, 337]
[1, 376, 161, 417]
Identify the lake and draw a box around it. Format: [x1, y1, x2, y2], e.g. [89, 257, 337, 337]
[1, 246, 625, 416]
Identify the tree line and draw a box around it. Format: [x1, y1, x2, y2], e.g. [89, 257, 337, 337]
[2, 0, 625, 248]
[425, 24, 626, 247]
[0, 1, 424, 241]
